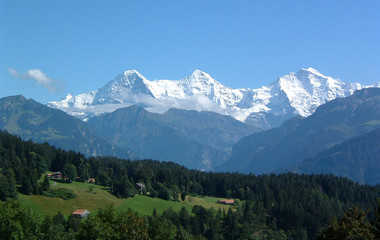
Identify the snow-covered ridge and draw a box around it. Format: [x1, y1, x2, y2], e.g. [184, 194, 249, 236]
[47, 68, 369, 128]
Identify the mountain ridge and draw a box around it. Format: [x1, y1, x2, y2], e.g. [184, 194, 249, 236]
[287, 126, 380, 185]
[48, 68, 368, 129]
[87, 104, 259, 170]
[218, 87, 380, 175]
[0, 95, 136, 160]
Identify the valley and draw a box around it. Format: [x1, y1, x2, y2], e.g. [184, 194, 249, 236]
[3, 2, 379, 238]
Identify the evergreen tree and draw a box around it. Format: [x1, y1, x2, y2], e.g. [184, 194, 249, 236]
[112, 176, 135, 198]
[77, 162, 90, 182]
[374, 199, 380, 239]
[0, 168, 17, 200]
[21, 175, 33, 195]
[0, 199, 40, 239]
[41, 174, 50, 191]
[63, 163, 77, 182]
[315, 207, 374, 240]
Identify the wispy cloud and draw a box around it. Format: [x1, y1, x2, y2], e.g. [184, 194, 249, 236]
[55, 92, 228, 121]
[8, 68, 66, 94]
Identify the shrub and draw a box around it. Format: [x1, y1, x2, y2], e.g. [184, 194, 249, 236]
[42, 188, 76, 200]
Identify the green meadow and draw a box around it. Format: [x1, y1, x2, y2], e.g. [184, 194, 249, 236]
[18, 178, 234, 217]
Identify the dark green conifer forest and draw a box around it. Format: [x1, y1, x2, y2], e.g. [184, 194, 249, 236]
[1, 130, 380, 239]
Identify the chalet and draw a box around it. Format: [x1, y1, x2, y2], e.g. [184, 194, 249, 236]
[72, 209, 90, 218]
[217, 199, 235, 205]
[136, 183, 146, 194]
[51, 172, 62, 179]
[87, 178, 96, 183]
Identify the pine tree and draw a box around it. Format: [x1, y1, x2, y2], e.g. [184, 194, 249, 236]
[374, 199, 380, 239]
[63, 163, 77, 182]
[0, 168, 17, 200]
[315, 207, 374, 240]
[41, 174, 50, 191]
[21, 175, 33, 195]
[77, 163, 90, 182]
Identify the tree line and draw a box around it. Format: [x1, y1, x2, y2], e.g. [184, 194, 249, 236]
[1, 130, 380, 239]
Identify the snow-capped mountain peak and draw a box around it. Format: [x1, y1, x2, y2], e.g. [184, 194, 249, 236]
[182, 69, 221, 89]
[273, 68, 363, 117]
[189, 69, 214, 81]
[123, 70, 148, 82]
[300, 67, 325, 76]
[110, 70, 149, 89]
[47, 68, 371, 129]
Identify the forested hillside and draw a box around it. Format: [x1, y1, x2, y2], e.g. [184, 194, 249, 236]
[1, 130, 380, 239]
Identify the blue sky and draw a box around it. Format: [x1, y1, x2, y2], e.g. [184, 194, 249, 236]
[1, 0, 379, 103]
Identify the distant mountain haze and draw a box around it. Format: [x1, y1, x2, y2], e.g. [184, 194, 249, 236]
[219, 88, 380, 179]
[87, 105, 259, 170]
[287, 126, 380, 185]
[0, 95, 135, 159]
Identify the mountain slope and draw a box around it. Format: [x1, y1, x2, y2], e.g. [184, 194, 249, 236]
[0, 95, 135, 159]
[156, 108, 260, 152]
[48, 68, 366, 129]
[218, 88, 380, 174]
[87, 106, 241, 170]
[288, 126, 380, 185]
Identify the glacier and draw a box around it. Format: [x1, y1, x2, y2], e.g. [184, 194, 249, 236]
[47, 68, 367, 128]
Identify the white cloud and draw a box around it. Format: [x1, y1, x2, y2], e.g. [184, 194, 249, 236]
[56, 93, 228, 121]
[8, 68, 66, 94]
[129, 93, 226, 114]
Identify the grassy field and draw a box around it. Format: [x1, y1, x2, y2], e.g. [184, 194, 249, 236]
[18, 179, 234, 217]
[19, 180, 122, 216]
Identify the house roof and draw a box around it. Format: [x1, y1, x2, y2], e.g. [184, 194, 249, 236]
[219, 199, 235, 204]
[72, 209, 88, 215]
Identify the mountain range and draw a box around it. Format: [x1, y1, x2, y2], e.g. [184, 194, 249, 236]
[219, 88, 380, 181]
[87, 106, 258, 170]
[290, 125, 380, 185]
[0, 95, 258, 170]
[47, 67, 366, 129]
[0, 95, 135, 159]
[2, 67, 380, 183]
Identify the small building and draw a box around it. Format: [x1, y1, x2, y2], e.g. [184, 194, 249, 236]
[51, 172, 62, 179]
[87, 178, 96, 183]
[136, 183, 146, 194]
[218, 199, 235, 205]
[72, 209, 90, 218]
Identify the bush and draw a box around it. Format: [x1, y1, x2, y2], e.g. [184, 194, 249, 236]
[42, 188, 76, 200]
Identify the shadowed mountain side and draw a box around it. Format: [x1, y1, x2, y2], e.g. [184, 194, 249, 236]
[286, 127, 380, 185]
[157, 108, 260, 152]
[87, 105, 258, 170]
[0, 95, 135, 159]
[218, 88, 380, 174]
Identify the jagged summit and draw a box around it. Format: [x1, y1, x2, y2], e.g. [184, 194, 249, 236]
[185, 69, 222, 87]
[271, 68, 363, 117]
[300, 67, 324, 76]
[47, 68, 370, 129]
[124, 69, 141, 75]
[93, 69, 152, 105]
[191, 69, 207, 75]
[189, 69, 213, 80]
